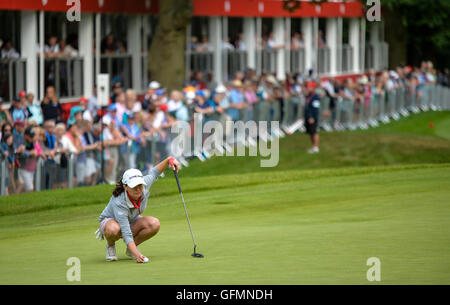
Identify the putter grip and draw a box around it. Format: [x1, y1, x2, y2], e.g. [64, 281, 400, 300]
[168, 157, 175, 168]
[169, 158, 182, 193]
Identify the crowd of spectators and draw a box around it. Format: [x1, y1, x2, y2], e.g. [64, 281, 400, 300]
[188, 31, 311, 52]
[0, 59, 449, 195]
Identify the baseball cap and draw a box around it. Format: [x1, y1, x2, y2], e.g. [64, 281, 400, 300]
[107, 104, 117, 112]
[149, 81, 161, 89]
[306, 81, 317, 89]
[159, 104, 168, 112]
[122, 168, 147, 188]
[18, 91, 27, 98]
[156, 89, 167, 96]
[195, 90, 205, 98]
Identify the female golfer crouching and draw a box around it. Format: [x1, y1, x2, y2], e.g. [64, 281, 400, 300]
[95, 157, 180, 263]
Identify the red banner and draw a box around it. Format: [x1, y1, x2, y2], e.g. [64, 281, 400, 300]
[0, 0, 364, 17]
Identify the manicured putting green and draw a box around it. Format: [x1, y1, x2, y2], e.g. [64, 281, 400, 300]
[0, 164, 449, 284]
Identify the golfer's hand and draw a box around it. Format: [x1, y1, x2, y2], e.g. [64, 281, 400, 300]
[308, 118, 315, 124]
[169, 157, 180, 173]
[135, 254, 148, 264]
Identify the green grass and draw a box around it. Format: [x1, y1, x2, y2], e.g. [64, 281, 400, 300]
[180, 111, 450, 177]
[0, 111, 449, 284]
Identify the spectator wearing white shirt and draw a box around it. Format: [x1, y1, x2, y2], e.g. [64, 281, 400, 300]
[1, 40, 20, 59]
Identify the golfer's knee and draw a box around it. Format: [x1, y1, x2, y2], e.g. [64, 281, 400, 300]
[148, 217, 160, 233]
[104, 221, 121, 238]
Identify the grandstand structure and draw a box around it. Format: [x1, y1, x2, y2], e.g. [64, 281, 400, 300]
[0, 0, 388, 106]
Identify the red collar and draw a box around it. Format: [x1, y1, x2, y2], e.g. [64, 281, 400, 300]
[126, 191, 143, 214]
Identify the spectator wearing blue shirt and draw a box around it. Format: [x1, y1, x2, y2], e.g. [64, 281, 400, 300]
[9, 96, 28, 124]
[227, 80, 247, 121]
[194, 90, 214, 116]
[121, 112, 144, 169]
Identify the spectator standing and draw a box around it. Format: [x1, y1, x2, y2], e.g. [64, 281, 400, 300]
[41, 86, 63, 123]
[167, 90, 190, 122]
[303, 81, 320, 154]
[9, 95, 28, 124]
[87, 86, 100, 120]
[227, 80, 247, 121]
[78, 120, 100, 186]
[54, 123, 69, 188]
[26, 92, 43, 125]
[110, 81, 123, 104]
[121, 112, 144, 169]
[43, 120, 59, 189]
[0, 133, 15, 195]
[15, 126, 43, 193]
[0, 97, 12, 125]
[12, 120, 26, 153]
[193, 90, 214, 116]
[1, 40, 20, 59]
[142, 81, 160, 110]
[114, 92, 127, 127]
[62, 119, 82, 186]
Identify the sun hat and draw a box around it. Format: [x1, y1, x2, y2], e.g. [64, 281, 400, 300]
[232, 79, 243, 87]
[102, 115, 111, 125]
[122, 168, 147, 188]
[265, 75, 278, 85]
[215, 84, 227, 93]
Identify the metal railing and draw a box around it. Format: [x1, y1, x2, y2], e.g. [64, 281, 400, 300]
[99, 53, 132, 89]
[41, 56, 84, 99]
[290, 48, 306, 74]
[256, 49, 277, 75]
[224, 50, 247, 79]
[185, 50, 214, 73]
[341, 44, 353, 73]
[0, 58, 27, 102]
[318, 46, 331, 74]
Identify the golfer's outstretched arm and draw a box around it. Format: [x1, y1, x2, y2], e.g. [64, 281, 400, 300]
[155, 156, 180, 174]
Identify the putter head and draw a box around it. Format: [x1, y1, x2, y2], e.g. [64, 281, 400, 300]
[192, 252, 204, 258]
[192, 246, 204, 258]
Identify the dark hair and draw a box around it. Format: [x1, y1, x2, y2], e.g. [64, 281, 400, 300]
[112, 179, 126, 197]
[1, 133, 13, 145]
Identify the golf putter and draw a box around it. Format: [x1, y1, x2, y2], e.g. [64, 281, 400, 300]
[169, 157, 204, 258]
